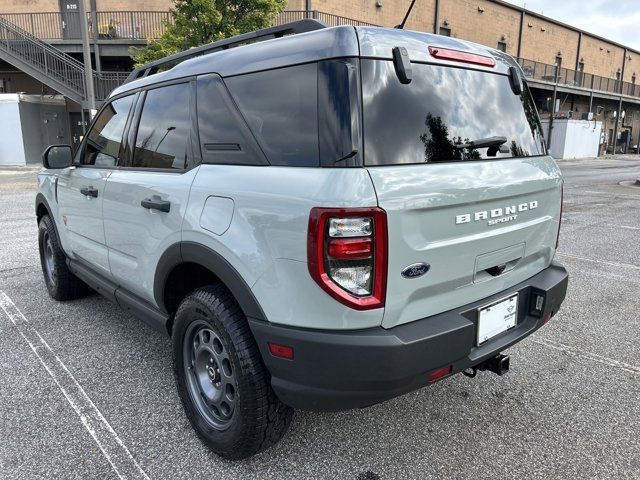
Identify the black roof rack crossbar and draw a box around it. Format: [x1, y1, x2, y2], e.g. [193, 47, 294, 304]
[124, 19, 327, 84]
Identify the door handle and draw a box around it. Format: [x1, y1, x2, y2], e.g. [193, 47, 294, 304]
[141, 196, 171, 213]
[80, 186, 98, 197]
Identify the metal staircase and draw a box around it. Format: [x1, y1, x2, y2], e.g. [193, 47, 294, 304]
[0, 15, 125, 105]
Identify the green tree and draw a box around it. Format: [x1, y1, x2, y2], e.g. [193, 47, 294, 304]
[131, 0, 287, 66]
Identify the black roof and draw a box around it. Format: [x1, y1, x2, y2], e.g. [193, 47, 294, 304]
[111, 22, 518, 98]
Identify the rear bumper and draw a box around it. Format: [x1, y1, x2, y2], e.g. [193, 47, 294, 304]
[249, 262, 568, 411]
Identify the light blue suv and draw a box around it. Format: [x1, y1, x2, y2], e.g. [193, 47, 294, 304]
[36, 20, 568, 459]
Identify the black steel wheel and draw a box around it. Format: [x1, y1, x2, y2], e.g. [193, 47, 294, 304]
[172, 285, 293, 460]
[41, 229, 56, 287]
[38, 215, 89, 301]
[183, 322, 237, 430]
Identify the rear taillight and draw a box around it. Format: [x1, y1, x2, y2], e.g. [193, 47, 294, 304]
[428, 46, 496, 67]
[308, 207, 387, 310]
[556, 181, 564, 249]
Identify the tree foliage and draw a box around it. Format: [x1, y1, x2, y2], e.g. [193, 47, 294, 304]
[132, 0, 287, 66]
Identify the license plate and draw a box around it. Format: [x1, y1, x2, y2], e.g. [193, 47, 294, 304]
[477, 294, 518, 345]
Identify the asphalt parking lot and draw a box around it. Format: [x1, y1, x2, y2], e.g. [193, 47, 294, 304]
[0, 157, 639, 480]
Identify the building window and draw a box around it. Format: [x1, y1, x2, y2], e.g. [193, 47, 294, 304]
[439, 27, 451, 37]
[497, 41, 507, 52]
[632, 74, 636, 85]
[616, 70, 621, 81]
[555, 56, 562, 70]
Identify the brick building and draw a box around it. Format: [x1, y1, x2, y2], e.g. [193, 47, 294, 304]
[1, 0, 639, 153]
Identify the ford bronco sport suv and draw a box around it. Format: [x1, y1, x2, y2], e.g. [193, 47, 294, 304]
[36, 20, 568, 459]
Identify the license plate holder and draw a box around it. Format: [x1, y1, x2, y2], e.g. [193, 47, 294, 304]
[477, 293, 518, 345]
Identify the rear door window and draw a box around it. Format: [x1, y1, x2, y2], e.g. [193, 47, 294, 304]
[361, 60, 546, 165]
[226, 63, 319, 167]
[132, 82, 191, 170]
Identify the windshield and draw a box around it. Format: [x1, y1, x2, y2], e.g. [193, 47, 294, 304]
[362, 60, 546, 165]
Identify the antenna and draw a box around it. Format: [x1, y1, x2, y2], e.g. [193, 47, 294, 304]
[396, 0, 418, 29]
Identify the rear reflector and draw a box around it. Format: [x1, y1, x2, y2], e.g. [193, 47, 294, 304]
[268, 342, 294, 360]
[556, 181, 564, 249]
[428, 46, 496, 67]
[428, 365, 453, 382]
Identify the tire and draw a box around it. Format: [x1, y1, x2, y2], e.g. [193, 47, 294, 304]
[38, 215, 90, 301]
[172, 285, 293, 460]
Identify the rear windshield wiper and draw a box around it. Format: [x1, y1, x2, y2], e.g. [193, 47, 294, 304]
[455, 136, 509, 156]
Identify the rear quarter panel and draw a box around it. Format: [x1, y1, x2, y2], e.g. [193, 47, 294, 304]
[183, 165, 384, 330]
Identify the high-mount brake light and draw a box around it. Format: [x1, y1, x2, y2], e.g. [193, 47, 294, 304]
[428, 46, 496, 67]
[308, 207, 387, 310]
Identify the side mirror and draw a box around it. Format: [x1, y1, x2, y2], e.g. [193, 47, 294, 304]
[42, 145, 73, 169]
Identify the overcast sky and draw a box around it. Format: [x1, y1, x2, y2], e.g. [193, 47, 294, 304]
[502, 0, 640, 51]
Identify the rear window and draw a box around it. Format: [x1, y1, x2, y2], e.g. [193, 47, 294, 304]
[362, 60, 545, 165]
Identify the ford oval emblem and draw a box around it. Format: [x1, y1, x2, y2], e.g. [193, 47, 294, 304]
[401, 263, 430, 279]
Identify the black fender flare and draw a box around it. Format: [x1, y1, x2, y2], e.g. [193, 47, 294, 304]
[153, 241, 267, 321]
[35, 193, 64, 245]
[35, 192, 51, 221]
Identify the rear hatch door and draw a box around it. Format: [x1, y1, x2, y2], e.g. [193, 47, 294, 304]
[359, 44, 562, 329]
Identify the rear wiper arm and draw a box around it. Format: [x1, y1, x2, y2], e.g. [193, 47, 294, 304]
[455, 136, 508, 149]
[455, 136, 509, 156]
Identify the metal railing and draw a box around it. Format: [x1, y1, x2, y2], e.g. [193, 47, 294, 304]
[517, 57, 640, 99]
[94, 11, 171, 40]
[0, 15, 127, 101]
[0, 11, 171, 40]
[94, 71, 129, 100]
[0, 10, 376, 40]
[274, 10, 379, 27]
[0, 15, 86, 100]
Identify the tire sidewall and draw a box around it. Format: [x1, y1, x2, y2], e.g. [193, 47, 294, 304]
[172, 297, 250, 451]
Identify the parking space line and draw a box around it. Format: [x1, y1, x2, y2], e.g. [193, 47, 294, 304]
[532, 337, 640, 375]
[556, 252, 640, 270]
[575, 190, 640, 199]
[0, 291, 150, 480]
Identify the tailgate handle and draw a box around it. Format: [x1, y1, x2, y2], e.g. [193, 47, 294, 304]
[485, 264, 507, 277]
[474, 243, 525, 283]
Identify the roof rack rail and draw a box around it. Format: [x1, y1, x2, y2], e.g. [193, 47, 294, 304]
[124, 19, 328, 84]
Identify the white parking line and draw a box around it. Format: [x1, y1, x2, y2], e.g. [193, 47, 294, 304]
[556, 252, 640, 271]
[532, 337, 640, 375]
[0, 291, 150, 480]
[577, 190, 640, 199]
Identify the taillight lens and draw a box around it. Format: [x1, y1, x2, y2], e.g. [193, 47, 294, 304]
[308, 207, 387, 310]
[556, 181, 564, 249]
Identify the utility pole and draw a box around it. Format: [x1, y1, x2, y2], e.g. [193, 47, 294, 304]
[90, 0, 101, 72]
[78, 0, 96, 115]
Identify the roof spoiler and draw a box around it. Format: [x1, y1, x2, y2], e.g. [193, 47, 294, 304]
[124, 19, 328, 84]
